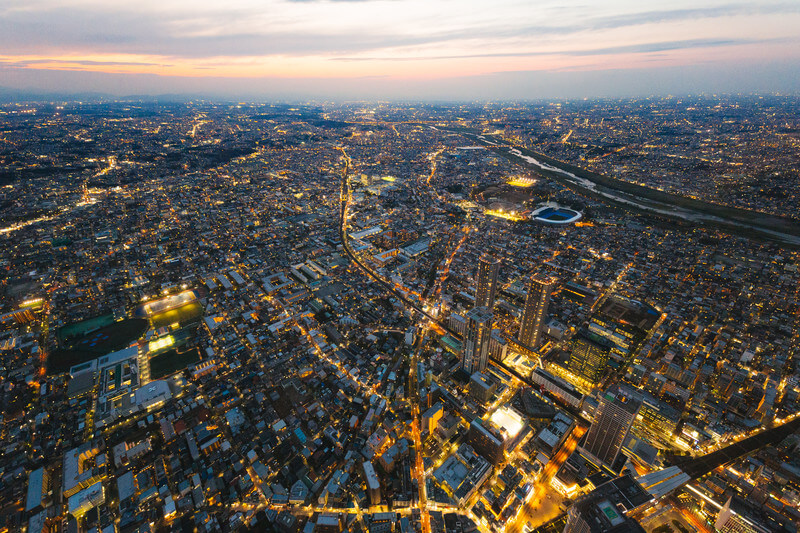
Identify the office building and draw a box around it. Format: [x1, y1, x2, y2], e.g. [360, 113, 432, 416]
[467, 419, 506, 465]
[488, 329, 509, 362]
[467, 407, 525, 464]
[433, 444, 492, 506]
[475, 254, 500, 309]
[462, 306, 493, 374]
[421, 403, 444, 435]
[25, 467, 51, 512]
[469, 372, 497, 404]
[62, 442, 107, 498]
[536, 412, 575, 458]
[569, 329, 615, 385]
[582, 388, 641, 472]
[518, 274, 554, 349]
[531, 368, 585, 410]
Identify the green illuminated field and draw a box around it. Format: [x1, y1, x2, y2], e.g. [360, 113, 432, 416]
[149, 301, 204, 329]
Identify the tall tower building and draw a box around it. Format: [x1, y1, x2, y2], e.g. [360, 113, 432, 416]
[462, 306, 493, 374]
[582, 388, 641, 472]
[518, 275, 554, 349]
[475, 254, 500, 309]
[569, 329, 615, 385]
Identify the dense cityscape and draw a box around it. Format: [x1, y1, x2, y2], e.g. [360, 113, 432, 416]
[1, 97, 799, 533]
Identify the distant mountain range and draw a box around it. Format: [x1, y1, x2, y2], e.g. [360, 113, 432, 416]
[0, 86, 196, 104]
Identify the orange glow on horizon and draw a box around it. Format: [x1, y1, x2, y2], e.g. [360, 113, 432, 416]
[2, 37, 797, 81]
[1, 0, 798, 99]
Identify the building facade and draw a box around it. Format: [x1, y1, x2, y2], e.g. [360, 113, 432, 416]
[518, 275, 554, 349]
[569, 329, 615, 385]
[582, 389, 641, 472]
[462, 306, 493, 374]
[475, 254, 500, 309]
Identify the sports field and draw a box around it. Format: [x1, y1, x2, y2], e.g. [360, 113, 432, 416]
[56, 314, 114, 345]
[48, 318, 148, 375]
[150, 301, 204, 329]
[149, 346, 201, 379]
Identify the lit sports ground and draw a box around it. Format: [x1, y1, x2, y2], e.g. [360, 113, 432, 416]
[531, 205, 582, 224]
[48, 290, 204, 376]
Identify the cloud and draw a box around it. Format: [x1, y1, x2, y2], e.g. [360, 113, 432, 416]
[329, 38, 781, 62]
[586, 2, 800, 31]
[563, 38, 780, 56]
[1, 1, 797, 61]
[0, 8, 456, 58]
[1, 58, 170, 67]
[2, 57, 799, 101]
[0, 0, 798, 89]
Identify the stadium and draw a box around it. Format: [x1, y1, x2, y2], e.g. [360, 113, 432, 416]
[135, 290, 200, 317]
[531, 203, 582, 224]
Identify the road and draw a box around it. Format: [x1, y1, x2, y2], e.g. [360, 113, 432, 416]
[335, 145, 594, 533]
[0, 191, 100, 236]
[338, 147, 456, 333]
[340, 146, 442, 532]
[409, 328, 432, 533]
[337, 146, 552, 370]
[506, 424, 586, 533]
[338, 147, 503, 532]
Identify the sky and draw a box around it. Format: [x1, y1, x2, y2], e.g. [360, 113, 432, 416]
[1, 0, 799, 100]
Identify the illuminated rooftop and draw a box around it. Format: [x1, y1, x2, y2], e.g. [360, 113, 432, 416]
[507, 176, 536, 187]
[485, 209, 524, 221]
[489, 406, 525, 439]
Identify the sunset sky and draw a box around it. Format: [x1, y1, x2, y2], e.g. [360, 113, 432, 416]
[2, 0, 799, 99]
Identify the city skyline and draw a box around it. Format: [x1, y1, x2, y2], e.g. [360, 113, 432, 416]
[2, 0, 800, 100]
[2, 96, 799, 533]
[2, 1, 800, 527]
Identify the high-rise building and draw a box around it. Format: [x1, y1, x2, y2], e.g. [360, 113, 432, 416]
[475, 254, 500, 309]
[582, 388, 641, 472]
[518, 275, 554, 349]
[462, 306, 493, 374]
[488, 329, 509, 362]
[569, 329, 615, 385]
